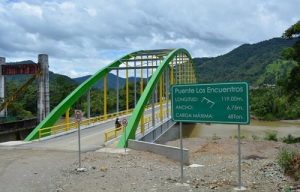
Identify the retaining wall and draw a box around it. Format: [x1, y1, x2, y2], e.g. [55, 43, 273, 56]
[128, 139, 189, 164]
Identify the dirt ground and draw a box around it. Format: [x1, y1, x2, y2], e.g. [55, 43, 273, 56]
[0, 138, 299, 192]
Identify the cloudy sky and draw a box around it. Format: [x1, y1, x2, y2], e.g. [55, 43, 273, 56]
[0, 0, 299, 77]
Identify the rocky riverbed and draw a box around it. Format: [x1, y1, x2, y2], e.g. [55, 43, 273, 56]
[0, 138, 299, 192]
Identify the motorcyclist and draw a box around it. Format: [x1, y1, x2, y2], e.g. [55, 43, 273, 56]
[115, 118, 121, 129]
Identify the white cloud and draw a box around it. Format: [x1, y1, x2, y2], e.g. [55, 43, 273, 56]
[58, 2, 76, 12]
[84, 7, 97, 17]
[11, 2, 43, 19]
[0, 0, 299, 77]
[69, 70, 90, 78]
[0, 4, 5, 13]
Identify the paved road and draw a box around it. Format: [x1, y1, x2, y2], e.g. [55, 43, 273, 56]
[22, 119, 116, 151]
[17, 103, 170, 151]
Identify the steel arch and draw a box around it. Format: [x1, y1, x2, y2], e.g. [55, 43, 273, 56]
[118, 48, 192, 147]
[25, 52, 137, 141]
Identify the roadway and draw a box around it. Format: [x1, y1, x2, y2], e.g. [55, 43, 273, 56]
[16, 103, 170, 152]
[22, 119, 116, 151]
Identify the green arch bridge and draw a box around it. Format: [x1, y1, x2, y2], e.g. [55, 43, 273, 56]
[25, 48, 197, 147]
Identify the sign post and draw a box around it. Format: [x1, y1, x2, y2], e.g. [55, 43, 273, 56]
[237, 124, 244, 190]
[179, 122, 183, 183]
[75, 110, 85, 172]
[171, 82, 249, 189]
[122, 119, 128, 153]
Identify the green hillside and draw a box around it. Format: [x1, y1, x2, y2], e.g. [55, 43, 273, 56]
[4, 71, 78, 120]
[4, 70, 145, 120]
[193, 37, 300, 86]
[256, 59, 297, 85]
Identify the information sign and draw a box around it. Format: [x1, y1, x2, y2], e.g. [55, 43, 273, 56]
[171, 82, 249, 124]
[75, 110, 82, 122]
[122, 119, 128, 126]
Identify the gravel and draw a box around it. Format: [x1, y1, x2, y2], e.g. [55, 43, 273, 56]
[0, 138, 299, 192]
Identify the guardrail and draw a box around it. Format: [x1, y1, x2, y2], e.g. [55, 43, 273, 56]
[38, 101, 170, 140]
[104, 126, 124, 142]
[38, 108, 134, 139]
[104, 108, 170, 143]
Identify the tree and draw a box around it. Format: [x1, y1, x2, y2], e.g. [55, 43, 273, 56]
[282, 21, 300, 97]
[283, 21, 300, 39]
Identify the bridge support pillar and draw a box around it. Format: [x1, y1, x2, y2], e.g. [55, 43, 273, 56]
[140, 62, 144, 134]
[0, 57, 5, 117]
[87, 89, 90, 118]
[103, 75, 107, 119]
[152, 91, 155, 127]
[65, 108, 70, 131]
[159, 76, 163, 122]
[116, 69, 119, 113]
[126, 62, 129, 113]
[165, 69, 169, 118]
[37, 54, 50, 123]
[134, 59, 136, 106]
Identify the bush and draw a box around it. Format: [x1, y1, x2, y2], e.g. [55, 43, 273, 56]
[252, 134, 259, 140]
[264, 131, 278, 141]
[277, 147, 300, 180]
[212, 133, 220, 140]
[233, 134, 246, 139]
[264, 113, 277, 121]
[283, 134, 300, 144]
[283, 186, 292, 192]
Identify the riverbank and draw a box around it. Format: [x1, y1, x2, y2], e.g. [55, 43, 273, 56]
[281, 119, 300, 123]
[184, 120, 300, 139]
[0, 138, 299, 191]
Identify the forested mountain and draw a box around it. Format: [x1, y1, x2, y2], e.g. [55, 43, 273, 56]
[4, 71, 78, 120]
[193, 37, 300, 86]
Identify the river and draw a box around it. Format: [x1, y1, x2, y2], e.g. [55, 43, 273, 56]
[183, 120, 300, 139]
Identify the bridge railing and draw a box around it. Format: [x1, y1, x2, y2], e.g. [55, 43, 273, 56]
[104, 126, 124, 142]
[104, 108, 170, 143]
[38, 108, 134, 139]
[37, 100, 170, 140]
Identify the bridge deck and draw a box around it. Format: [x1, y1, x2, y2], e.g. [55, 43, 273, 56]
[10, 103, 169, 151]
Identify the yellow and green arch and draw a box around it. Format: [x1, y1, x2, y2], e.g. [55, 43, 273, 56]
[25, 48, 195, 148]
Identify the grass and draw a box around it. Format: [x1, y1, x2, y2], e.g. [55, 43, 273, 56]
[283, 134, 300, 144]
[233, 134, 246, 139]
[283, 186, 292, 192]
[277, 147, 300, 181]
[251, 134, 260, 140]
[264, 131, 278, 141]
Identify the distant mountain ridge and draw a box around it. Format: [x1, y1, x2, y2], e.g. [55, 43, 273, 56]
[6, 60, 36, 65]
[193, 37, 300, 85]
[6, 71, 76, 85]
[73, 73, 146, 89]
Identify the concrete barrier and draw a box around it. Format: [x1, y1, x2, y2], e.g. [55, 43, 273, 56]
[128, 139, 189, 164]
